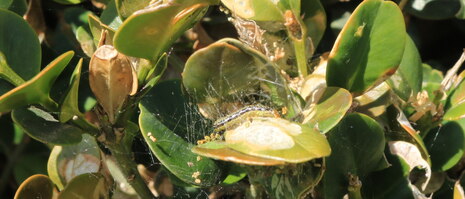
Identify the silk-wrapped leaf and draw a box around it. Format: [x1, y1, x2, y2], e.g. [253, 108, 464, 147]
[139, 80, 223, 186]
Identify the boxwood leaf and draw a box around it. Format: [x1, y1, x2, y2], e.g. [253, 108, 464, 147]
[424, 119, 465, 171]
[301, 87, 352, 133]
[47, 134, 100, 190]
[326, 0, 406, 94]
[12, 106, 83, 145]
[59, 59, 84, 122]
[14, 174, 54, 199]
[387, 35, 423, 102]
[220, 0, 285, 21]
[115, 0, 150, 20]
[0, 51, 74, 112]
[114, 2, 210, 60]
[139, 80, 223, 186]
[0, 9, 41, 95]
[301, 0, 326, 48]
[58, 173, 109, 199]
[322, 113, 387, 198]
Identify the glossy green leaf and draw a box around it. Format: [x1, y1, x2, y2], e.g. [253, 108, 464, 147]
[220, 117, 331, 163]
[424, 119, 465, 171]
[0, 51, 74, 112]
[301, 0, 326, 48]
[58, 173, 109, 199]
[6, 0, 27, 16]
[75, 26, 95, 57]
[60, 59, 84, 122]
[221, 164, 246, 185]
[48, 134, 101, 190]
[363, 152, 422, 199]
[446, 77, 465, 120]
[221, 0, 285, 21]
[301, 87, 352, 133]
[100, 0, 123, 30]
[115, 0, 150, 20]
[449, 78, 465, 107]
[12, 106, 83, 145]
[326, 0, 406, 94]
[14, 174, 54, 199]
[422, 63, 443, 98]
[444, 103, 465, 121]
[387, 35, 423, 101]
[88, 14, 116, 46]
[322, 113, 388, 198]
[0, 9, 41, 95]
[139, 80, 223, 186]
[406, 0, 461, 20]
[114, 1, 209, 60]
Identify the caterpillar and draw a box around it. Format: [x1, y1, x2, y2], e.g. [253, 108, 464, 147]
[197, 105, 280, 145]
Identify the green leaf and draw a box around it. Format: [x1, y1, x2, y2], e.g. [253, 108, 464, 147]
[88, 14, 116, 46]
[12, 106, 83, 145]
[6, 0, 27, 16]
[14, 174, 54, 199]
[449, 78, 465, 108]
[75, 27, 95, 57]
[0, 8, 41, 95]
[363, 152, 420, 198]
[220, 0, 284, 21]
[115, 0, 150, 20]
[0, 51, 74, 112]
[58, 173, 109, 199]
[406, 0, 461, 20]
[301, 0, 326, 48]
[48, 134, 101, 190]
[387, 35, 423, 101]
[100, 0, 123, 30]
[326, 0, 406, 94]
[424, 119, 465, 171]
[59, 59, 84, 122]
[422, 63, 443, 98]
[301, 87, 352, 133]
[114, 1, 209, 60]
[322, 113, 388, 198]
[139, 80, 223, 186]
